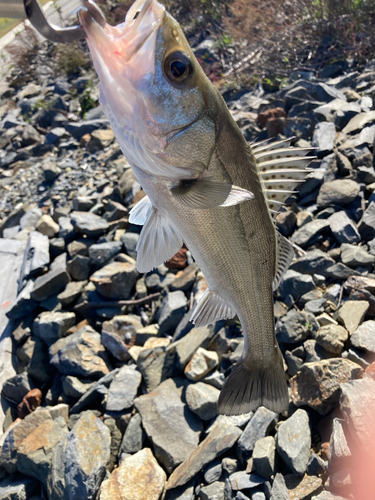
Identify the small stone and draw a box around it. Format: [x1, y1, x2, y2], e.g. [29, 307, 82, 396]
[61, 375, 95, 399]
[135, 378, 203, 474]
[100, 448, 165, 500]
[204, 460, 222, 484]
[291, 220, 330, 248]
[315, 324, 349, 354]
[2, 372, 36, 405]
[276, 310, 318, 344]
[64, 411, 111, 499]
[170, 263, 199, 292]
[184, 347, 219, 381]
[350, 320, 375, 354]
[341, 243, 375, 267]
[69, 370, 118, 415]
[31, 266, 70, 302]
[101, 315, 138, 361]
[328, 418, 351, 470]
[48, 403, 69, 422]
[199, 481, 225, 500]
[6, 280, 38, 320]
[317, 179, 360, 207]
[307, 453, 327, 476]
[156, 291, 187, 335]
[337, 300, 369, 334]
[312, 122, 336, 157]
[57, 281, 86, 306]
[90, 261, 139, 300]
[49, 325, 111, 379]
[329, 211, 361, 244]
[358, 201, 375, 240]
[36, 215, 59, 238]
[185, 382, 220, 420]
[70, 211, 109, 238]
[175, 325, 215, 370]
[33, 311, 76, 346]
[106, 364, 142, 413]
[88, 241, 123, 267]
[237, 407, 278, 462]
[67, 255, 91, 281]
[166, 420, 242, 490]
[42, 161, 61, 181]
[229, 471, 265, 491]
[252, 436, 276, 479]
[279, 270, 315, 300]
[270, 473, 289, 500]
[23, 231, 50, 276]
[20, 207, 42, 231]
[325, 262, 360, 280]
[27, 336, 53, 385]
[17, 388, 43, 418]
[276, 409, 311, 476]
[290, 359, 363, 415]
[119, 413, 145, 457]
[0, 476, 39, 499]
[284, 474, 323, 499]
[121, 232, 139, 260]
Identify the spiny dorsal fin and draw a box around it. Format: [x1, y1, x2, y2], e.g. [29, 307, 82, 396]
[190, 289, 236, 327]
[273, 231, 295, 290]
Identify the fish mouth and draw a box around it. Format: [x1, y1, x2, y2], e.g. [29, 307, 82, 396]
[79, 0, 165, 64]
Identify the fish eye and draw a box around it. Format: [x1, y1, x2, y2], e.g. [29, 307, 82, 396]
[163, 51, 193, 86]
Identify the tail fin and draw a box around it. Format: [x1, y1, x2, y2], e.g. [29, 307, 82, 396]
[217, 351, 289, 415]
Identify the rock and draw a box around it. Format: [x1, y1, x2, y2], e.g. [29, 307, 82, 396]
[312, 492, 348, 500]
[88, 241, 123, 267]
[57, 281, 86, 306]
[64, 411, 111, 500]
[121, 232, 139, 260]
[0, 476, 39, 499]
[36, 215, 59, 238]
[276, 310, 318, 344]
[101, 315, 138, 362]
[252, 436, 276, 479]
[33, 311, 76, 346]
[90, 261, 138, 299]
[100, 448, 166, 500]
[289, 250, 335, 276]
[358, 201, 375, 240]
[337, 300, 369, 334]
[67, 255, 91, 281]
[307, 453, 327, 477]
[229, 471, 265, 491]
[166, 247, 188, 269]
[290, 359, 363, 414]
[166, 419, 242, 490]
[328, 211, 361, 244]
[315, 324, 348, 355]
[328, 418, 351, 470]
[340, 243, 375, 267]
[199, 481, 225, 500]
[305, 298, 327, 314]
[325, 262, 360, 280]
[23, 231, 50, 276]
[20, 207, 42, 231]
[42, 161, 61, 181]
[2, 372, 36, 405]
[185, 382, 220, 420]
[350, 320, 375, 355]
[69, 370, 118, 414]
[276, 409, 311, 476]
[342, 111, 375, 134]
[31, 265, 70, 302]
[175, 325, 215, 369]
[291, 219, 330, 248]
[284, 474, 323, 499]
[203, 460, 222, 484]
[6, 280, 38, 320]
[156, 291, 187, 335]
[70, 211, 109, 238]
[237, 407, 278, 462]
[118, 413, 145, 457]
[285, 350, 304, 377]
[312, 122, 336, 157]
[136, 346, 169, 393]
[184, 347, 219, 381]
[17, 388, 43, 418]
[134, 378, 203, 473]
[279, 270, 315, 300]
[170, 263, 199, 292]
[61, 375, 95, 399]
[0, 409, 52, 473]
[49, 325, 111, 379]
[106, 365, 141, 413]
[59, 216, 75, 241]
[17, 417, 68, 487]
[270, 473, 289, 500]
[317, 179, 360, 207]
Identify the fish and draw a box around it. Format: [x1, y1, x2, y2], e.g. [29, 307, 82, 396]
[79, 0, 314, 415]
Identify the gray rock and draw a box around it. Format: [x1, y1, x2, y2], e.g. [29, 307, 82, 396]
[69, 369, 118, 414]
[285, 350, 303, 377]
[290, 359, 363, 415]
[101, 315, 139, 362]
[337, 300, 369, 334]
[17, 417, 68, 487]
[328, 418, 351, 471]
[106, 364, 141, 412]
[0, 476, 39, 500]
[27, 336, 53, 385]
[314, 98, 360, 122]
[315, 324, 348, 354]
[305, 298, 327, 314]
[0, 409, 52, 473]
[2, 371, 36, 404]
[90, 260, 138, 300]
[45, 127, 70, 145]
[276, 409, 311, 476]
[20, 207, 42, 231]
[156, 291, 187, 335]
[67, 255, 91, 281]
[70, 211, 109, 238]
[204, 460, 222, 484]
[65, 119, 110, 139]
[329, 211, 361, 244]
[166, 419, 242, 489]
[24, 231, 50, 276]
[59, 216, 75, 241]
[88, 241, 123, 267]
[312, 492, 348, 500]
[289, 249, 335, 276]
[175, 325, 215, 370]
[307, 453, 327, 476]
[134, 378, 203, 474]
[276, 309, 318, 344]
[325, 262, 361, 280]
[33, 311, 76, 346]
[6, 280, 38, 320]
[119, 413, 145, 457]
[317, 179, 360, 207]
[200, 481, 225, 500]
[358, 201, 375, 240]
[49, 325, 111, 379]
[121, 232, 139, 260]
[185, 382, 220, 420]
[57, 281, 86, 306]
[252, 436, 275, 479]
[270, 473, 289, 500]
[43, 161, 61, 181]
[341, 243, 375, 267]
[137, 346, 169, 393]
[284, 474, 323, 499]
[229, 471, 265, 491]
[342, 110, 375, 134]
[237, 407, 277, 462]
[61, 375, 95, 399]
[279, 270, 315, 300]
[291, 219, 330, 248]
[350, 320, 375, 354]
[312, 122, 336, 157]
[64, 411, 111, 500]
[184, 347, 219, 381]
[304, 339, 334, 363]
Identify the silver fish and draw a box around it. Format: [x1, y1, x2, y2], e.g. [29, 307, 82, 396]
[79, 0, 313, 415]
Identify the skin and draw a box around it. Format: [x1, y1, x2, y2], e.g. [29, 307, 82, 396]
[80, 0, 288, 414]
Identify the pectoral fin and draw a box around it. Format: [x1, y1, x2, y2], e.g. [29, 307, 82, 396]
[191, 289, 236, 327]
[170, 179, 254, 210]
[136, 206, 183, 273]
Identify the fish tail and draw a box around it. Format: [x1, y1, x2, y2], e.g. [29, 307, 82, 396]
[217, 348, 289, 415]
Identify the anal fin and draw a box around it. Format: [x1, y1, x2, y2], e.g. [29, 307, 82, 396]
[191, 289, 236, 327]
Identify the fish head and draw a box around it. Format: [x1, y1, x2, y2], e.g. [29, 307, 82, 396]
[79, 0, 218, 180]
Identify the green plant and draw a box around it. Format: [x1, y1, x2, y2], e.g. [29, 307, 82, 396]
[54, 42, 91, 76]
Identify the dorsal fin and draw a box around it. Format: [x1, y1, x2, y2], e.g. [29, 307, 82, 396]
[273, 231, 295, 290]
[250, 139, 315, 220]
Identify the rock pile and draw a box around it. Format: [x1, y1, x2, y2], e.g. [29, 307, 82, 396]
[0, 48, 375, 500]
